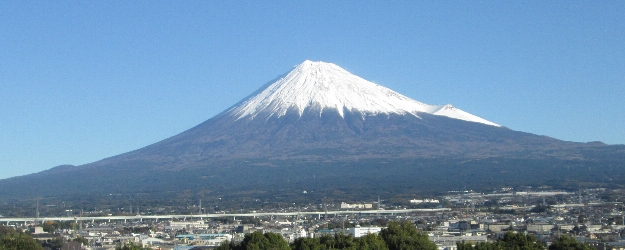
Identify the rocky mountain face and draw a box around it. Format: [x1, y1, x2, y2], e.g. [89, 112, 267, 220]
[2, 61, 624, 201]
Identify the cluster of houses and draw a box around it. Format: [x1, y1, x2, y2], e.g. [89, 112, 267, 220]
[19, 206, 625, 250]
[9, 188, 625, 250]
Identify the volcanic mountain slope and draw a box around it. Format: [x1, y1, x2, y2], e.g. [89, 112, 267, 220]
[92, 60, 608, 168]
[2, 60, 625, 201]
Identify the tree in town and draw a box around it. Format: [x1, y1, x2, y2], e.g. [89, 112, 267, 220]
[320, 233, 358, 249]
[73, 236, 89, 246]
[291, 237, 327, 250]
[217, 231, 290, 250]
[38, 236, 64, 250]
[291, 233, 387, 250]
[215, 240, 235, 250]
[355, 233, 389, 250]
[530, 205, 550, 213]
[240, 231, 271, 250]
[548, 235, 592, 250]
[458, 233, 543, 250]
[496, 231, 545, 250]
[115, 242, 152, 250]
[379, 221, 437, 250]
[264, 232, 290, 250]
[456, 241, 497, 250]
[41, 221, 56, 233]
[0, 226, 42, 250]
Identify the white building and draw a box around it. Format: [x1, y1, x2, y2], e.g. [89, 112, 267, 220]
[175, 233, 232, 247]
[347, 226, 383, 238]
[434, 235, 488, 250]
[166, 220, 209, 230]
[527, 223, 554, 233]
[340, 202, 373, 209]
[141, 237, 165, 246]
[410, 199, 440, 204]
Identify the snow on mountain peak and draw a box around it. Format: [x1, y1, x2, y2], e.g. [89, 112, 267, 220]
[226, 60, 500, 127]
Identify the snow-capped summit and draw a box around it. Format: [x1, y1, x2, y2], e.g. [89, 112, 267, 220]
[226, 60, 499, 127]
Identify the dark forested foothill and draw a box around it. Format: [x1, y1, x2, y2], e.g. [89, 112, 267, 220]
[3, 156, 624, 215]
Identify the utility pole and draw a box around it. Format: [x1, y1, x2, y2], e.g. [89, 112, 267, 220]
[80, 209, 83, 231]
[579, 189, 582, 204]
[36, 199, 40, 222]
[297, 206, 301, 222]
[324, 201, 328, 219]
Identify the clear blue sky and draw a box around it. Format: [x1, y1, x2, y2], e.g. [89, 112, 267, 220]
[1, 1, 624, 179]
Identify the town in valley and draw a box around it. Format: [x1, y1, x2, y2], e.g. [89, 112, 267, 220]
[2, 187, 624, 250]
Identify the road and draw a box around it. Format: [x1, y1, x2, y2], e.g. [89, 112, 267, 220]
[0, 208, 451, 224]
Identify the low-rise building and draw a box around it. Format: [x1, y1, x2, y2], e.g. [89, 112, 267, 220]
[347, 225, 383, 238]
[341, 202, 373, 209]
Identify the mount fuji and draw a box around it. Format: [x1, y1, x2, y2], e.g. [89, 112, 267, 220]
[226, 60, 498, 126]
[1, 60, 624, 202]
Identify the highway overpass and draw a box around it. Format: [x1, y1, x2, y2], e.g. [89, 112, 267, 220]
[0, 208, 451, 224]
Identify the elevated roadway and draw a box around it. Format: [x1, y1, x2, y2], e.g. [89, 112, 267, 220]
[0, 208, 450, 224]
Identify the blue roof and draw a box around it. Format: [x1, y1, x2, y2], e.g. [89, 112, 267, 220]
[173, 247, 195, 250]
[176, 233, 230, 240]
